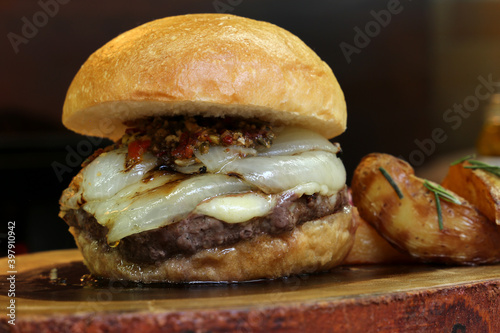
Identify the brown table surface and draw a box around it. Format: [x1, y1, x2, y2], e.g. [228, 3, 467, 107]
[1, 249, 499, 332]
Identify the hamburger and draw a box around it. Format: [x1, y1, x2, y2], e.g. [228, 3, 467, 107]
[59, 13, 354, 283]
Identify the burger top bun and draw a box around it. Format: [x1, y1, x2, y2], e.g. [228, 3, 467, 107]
[63, 13, 346, 141]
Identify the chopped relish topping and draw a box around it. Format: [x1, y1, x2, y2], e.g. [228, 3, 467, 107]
[81, 117, 274, 170]
[81, 116, 275, 170]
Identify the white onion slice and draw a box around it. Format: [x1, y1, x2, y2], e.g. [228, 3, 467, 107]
[84, 174, 252, 243]
[258, 127, 340, 156]
[219, 151, 346, 195]
[60, 148, 158, 210]
[194, 146, 257, 173]
[81, 147, 157, 201]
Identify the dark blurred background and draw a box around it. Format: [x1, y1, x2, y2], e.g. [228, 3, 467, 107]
[2, 0, 500, 254]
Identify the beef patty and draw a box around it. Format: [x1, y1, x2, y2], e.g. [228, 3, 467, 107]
[63, 188, 348, 265]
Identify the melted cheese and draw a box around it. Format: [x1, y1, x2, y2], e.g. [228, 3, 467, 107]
[194, 193, 276, 223]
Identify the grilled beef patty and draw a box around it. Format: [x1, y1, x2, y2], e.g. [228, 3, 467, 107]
[63, 188, 348, 265]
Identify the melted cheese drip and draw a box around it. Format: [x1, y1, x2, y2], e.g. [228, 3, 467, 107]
[194, 193, 276, 223]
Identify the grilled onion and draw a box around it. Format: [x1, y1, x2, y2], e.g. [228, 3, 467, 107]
[85, 174, 252, 243]
[220, 151, 346, 195]
[82, 148, 157, 201]
[194, 146, 257, 172]
[60, 148, 157, 210]
[257, 127, 340, 156]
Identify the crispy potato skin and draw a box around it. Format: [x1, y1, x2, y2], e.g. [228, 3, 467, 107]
[351, 153, 500, 265]
[442, 162, 500, 225]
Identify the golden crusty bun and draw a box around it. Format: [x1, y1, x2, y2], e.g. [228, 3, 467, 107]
[62, 13, 346, 141]
[71, 208, 354, 283]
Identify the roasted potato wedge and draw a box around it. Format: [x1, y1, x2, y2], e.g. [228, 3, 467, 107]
[343, 211, 414, 265]
[351, 153, 500, 265]
[442, 161, 500, 225]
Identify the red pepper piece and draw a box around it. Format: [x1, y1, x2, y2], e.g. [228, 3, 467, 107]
[128, 139, 151, 162]
[222, 135, 233, 145]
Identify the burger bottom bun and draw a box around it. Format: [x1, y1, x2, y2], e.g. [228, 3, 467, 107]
[70, 206, 356, 283]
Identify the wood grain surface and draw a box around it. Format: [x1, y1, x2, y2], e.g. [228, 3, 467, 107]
[0, 249, 499, 332]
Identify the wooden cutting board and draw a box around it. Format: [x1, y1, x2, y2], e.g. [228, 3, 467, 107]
[1, 249, 499, 332]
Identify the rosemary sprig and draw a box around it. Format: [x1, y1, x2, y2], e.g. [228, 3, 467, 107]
[424, 180, 462, 230]
[433, 191, 444, 231]
[450, 155, 500, 177]
[379, 167, 404, 199]
[450, 154, 475, 166]
[464, 160, 500, 177]
[424, 181, 461, 205]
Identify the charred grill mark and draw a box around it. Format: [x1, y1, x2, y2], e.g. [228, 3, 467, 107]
[226, 172, 243, 179]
